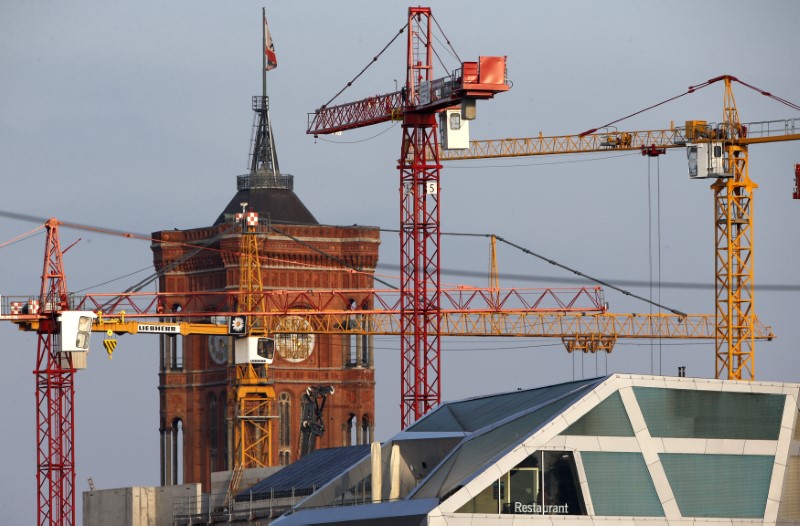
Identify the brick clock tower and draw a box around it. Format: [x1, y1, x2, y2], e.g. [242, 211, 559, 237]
[151, 94, 380, 489]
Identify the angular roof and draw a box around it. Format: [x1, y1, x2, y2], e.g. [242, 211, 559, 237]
[407, 377, 603, 434]
[240, 445, 369, 499]
[214, 187, 318, 226]
[272, 374, 800, 526]
[408, 377, 603, 500]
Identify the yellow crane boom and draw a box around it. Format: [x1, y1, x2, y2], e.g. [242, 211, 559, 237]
[436, 117, 799, 160]
[10, 309, 774, 348]
[435, 76, 799, 380]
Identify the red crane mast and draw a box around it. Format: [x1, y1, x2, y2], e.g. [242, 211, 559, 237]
[307, 7, 509, 426]
[35, 219, 76, 526]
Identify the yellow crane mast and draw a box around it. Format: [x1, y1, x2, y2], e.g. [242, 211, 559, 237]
[436, 75, 800, 380]
[230, 205, 275, 471]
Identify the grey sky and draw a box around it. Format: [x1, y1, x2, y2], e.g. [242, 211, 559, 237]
[0, 1, 798, 523]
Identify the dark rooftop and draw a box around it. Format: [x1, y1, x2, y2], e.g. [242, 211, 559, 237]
[239, 445, 370, 500]
[215, 186, 318, 226]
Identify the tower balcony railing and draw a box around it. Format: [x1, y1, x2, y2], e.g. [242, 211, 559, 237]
[237, 172, 294, 191]
[253, 96, 269, 111]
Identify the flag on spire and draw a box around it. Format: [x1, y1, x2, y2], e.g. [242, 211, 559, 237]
[264, 14, 277, 71]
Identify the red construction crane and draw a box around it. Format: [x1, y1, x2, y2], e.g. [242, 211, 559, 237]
[31, 220, 86, 526]
[307, 6, 510, 427]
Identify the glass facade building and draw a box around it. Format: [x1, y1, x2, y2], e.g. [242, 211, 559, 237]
[271, 374, 800, 526]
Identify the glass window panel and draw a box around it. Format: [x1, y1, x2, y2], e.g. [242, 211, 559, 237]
[410, 378, 600, 433]
[415, 393, 581, 500]
[508, 468, 537, 511]
[562, 391, 634, 436]
[456, 480, 499, 513]
[456, 451, 585, 515]
[634, 387, 784, 440]
[582, 451, 664, 516]
[542, 451, 585, 515]
[660, 453, 774, 518]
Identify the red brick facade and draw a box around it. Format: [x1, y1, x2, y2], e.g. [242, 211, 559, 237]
[152, 220, 380, 489]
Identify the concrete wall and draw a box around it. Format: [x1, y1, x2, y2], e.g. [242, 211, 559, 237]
[83, 487, 150, 526]
[154, 484, 202, 525]
[83, 483, 201, 526]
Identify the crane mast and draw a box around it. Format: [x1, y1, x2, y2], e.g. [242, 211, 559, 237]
[712, 77, 754, 379]
[35, 219, 75, 526]
[399, 7, 440, 426]
[230, 207, 275, 470]
[307, 6, 510, 427]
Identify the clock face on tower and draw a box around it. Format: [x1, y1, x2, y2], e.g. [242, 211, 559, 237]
[274, 315, 316, 363]
[208, 335, 229, 365]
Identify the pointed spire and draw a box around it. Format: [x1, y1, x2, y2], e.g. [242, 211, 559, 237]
[236, 9, 292, 192]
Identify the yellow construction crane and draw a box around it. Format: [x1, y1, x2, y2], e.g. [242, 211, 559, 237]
[9, 294, 774, 348]
[436, 75, 800, 380]
[230, 206, 275, 472]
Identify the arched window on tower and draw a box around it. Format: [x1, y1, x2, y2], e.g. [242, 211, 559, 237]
[160, 417, 170, 486]
[169, 305, 183, 370]
[361, 414, 372, 444]
[219, 391, 228, 472]
[172, 335, 184, 370]
[207, 392, 219, 471]
[346, 413, 357, 446]
[160, 334, 183, 371]
[208, 392, 218, 449]
[279, 392, 291, 465]
[360, 301, 372, 367]
[172, 417, 184, 485]
[344, 300, 372, 368]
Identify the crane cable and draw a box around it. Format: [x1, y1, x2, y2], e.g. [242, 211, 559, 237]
[114, 223, 239, 296]
[430, 13, 462, 64]
[441, 231, 687, 317]
[444, 151, 642, 169]
[647, 154, 664, 374]
[580, 75, 800, 137]
[427, 14, 460, 78]
[3, 211, 797, 297]
[314, 122, 398, 144]
[268, 225, 397, 290]
[494, 234, 685, 317]
[318, 22, 408, 111]
[0, 223, 44, 249]
[0, 210, 396, 295]
[729, 76, 800, 112]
